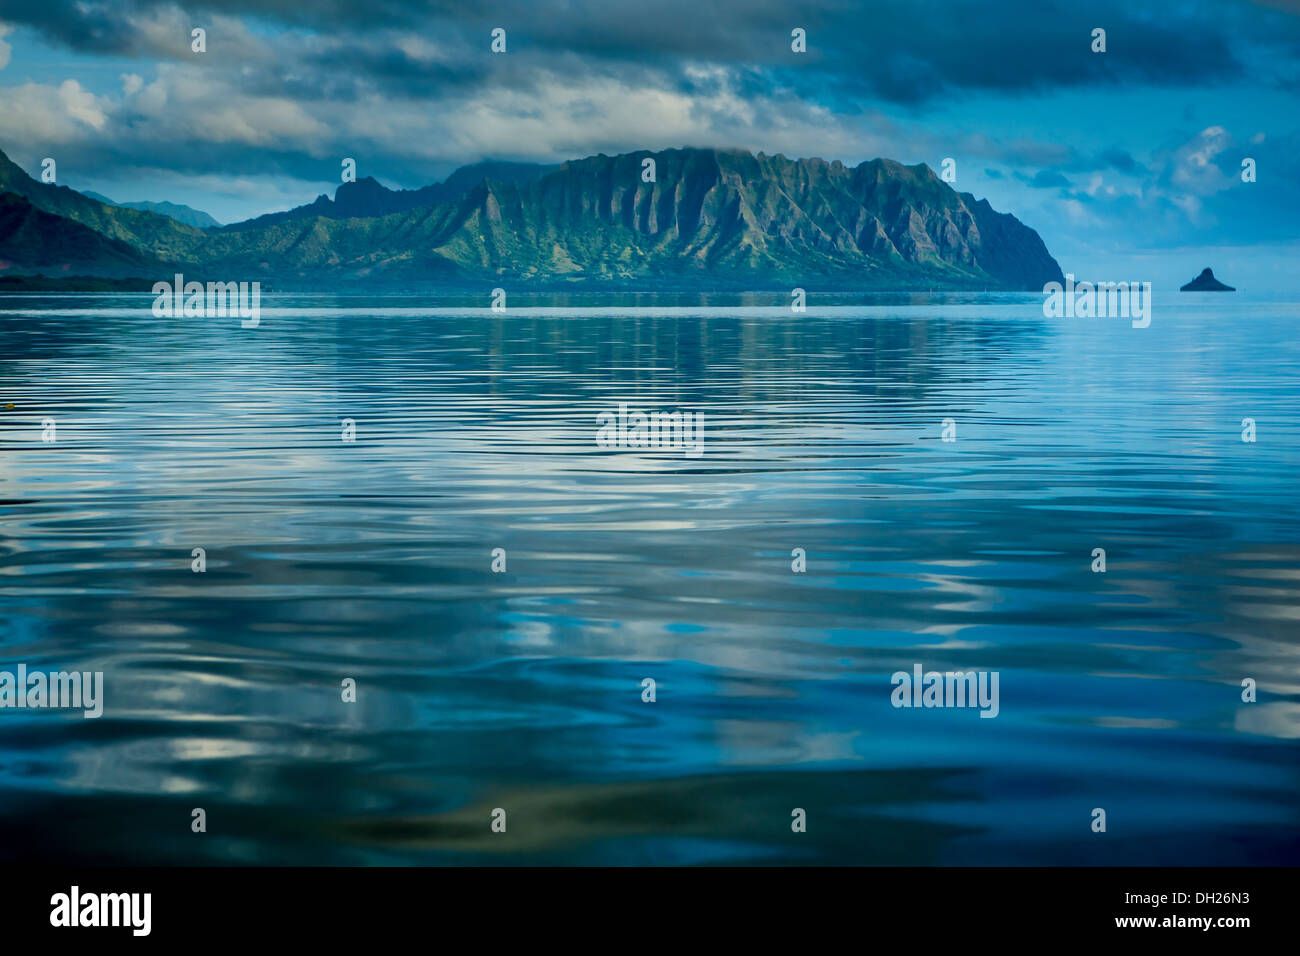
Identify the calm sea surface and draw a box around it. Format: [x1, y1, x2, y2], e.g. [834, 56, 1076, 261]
[1, 291, 1297, 865]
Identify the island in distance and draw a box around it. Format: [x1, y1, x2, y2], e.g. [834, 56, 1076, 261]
[0, 145, 1064, 291]
[1181, 268, 1235, 291]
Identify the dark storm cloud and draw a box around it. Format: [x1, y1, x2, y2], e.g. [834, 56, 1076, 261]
[1098, 148, 1140, 174]
[4, 0, 1298, 104]
[1, 0, 1294, 242]
[1027, 169, 1071, 189]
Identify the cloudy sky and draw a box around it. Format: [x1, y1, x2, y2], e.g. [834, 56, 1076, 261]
[0, 0, 1297, 288]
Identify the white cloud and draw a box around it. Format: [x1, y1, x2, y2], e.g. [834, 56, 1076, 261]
[119, 63, 330, 147]
[393, 35, 449, 64]
[0, 80, 112, 143]
[0, 23, 12, 71]
[1171, 126, 1232, 194]
[15, 53, 894, 172]
[124, 6, 271, 63]
[58, 79, 107, 129]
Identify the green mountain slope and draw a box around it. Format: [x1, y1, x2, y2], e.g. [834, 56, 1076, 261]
[0, 146, 1064, 289]
[0, 149, 205, 261]
[0, 192, 161, 274]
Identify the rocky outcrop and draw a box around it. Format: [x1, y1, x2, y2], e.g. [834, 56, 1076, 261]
[1180, 268, 1235, 291]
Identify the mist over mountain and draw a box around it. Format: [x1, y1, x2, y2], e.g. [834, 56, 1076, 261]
[0, 145, 1063, 289]
[83, 192, 222, 229]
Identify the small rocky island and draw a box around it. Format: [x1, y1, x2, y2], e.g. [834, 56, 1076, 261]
[1180, 268, 1235, 291]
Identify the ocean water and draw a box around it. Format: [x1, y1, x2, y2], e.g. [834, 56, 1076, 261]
[0, 291, 1297, 865]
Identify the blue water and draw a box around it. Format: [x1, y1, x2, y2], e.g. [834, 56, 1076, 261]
[1, 291, 1297, 864]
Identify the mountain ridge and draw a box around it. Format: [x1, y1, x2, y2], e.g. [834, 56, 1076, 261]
[0, 145, 1064, 289]
[83, 193, 222, 229]
[218, 161, 556, 233]
[0, 149, 204, 261]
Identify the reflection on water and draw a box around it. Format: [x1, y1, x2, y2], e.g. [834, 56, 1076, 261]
[1, 291, 1298, 864]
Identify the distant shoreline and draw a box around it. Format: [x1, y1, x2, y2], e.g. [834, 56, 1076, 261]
[1, 274, 1278, 297]
[0, 274, 161, 292]
[0, 273, 1043, 295]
